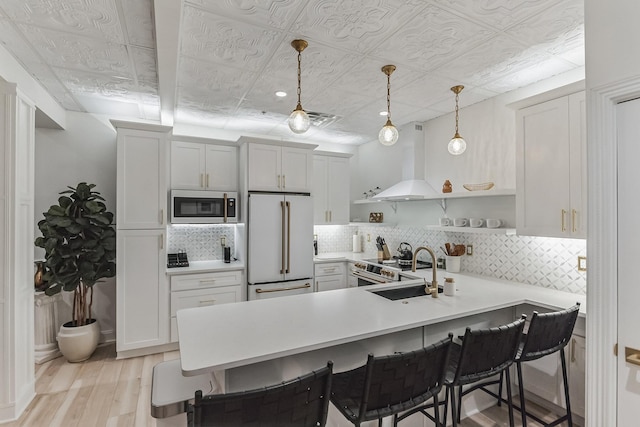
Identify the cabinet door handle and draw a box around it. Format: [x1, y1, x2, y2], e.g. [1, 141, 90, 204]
[159, 233, 164, 250]
[160, 209, 164, 225]
[282, 175, 286, 189]
[561, 209, 567, 232]
[277, 175, 281, 189]
[625, 347, 640, 366]
[572, 209, 577, 233]
[200, 173, 204, 188]
[325, 210, 328, 222]
[206, 173, 210, 188]
[571, 338, 576, 362]
[198, 279, 216, 284]
[323, 268, 336, 273]
[198, 299, 216, 305]
[329, 210, 332, 222]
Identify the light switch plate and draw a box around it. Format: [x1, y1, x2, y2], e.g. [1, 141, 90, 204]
[466, 245, 473, 256]
[578, 256, 587, 271]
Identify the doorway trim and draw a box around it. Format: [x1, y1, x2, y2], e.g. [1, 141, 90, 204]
[588, 75, 640, 426]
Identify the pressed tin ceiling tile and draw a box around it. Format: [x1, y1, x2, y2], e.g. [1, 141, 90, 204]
[0, 0, 584, 144]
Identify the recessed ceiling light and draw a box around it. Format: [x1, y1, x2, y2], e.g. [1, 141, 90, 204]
[275, 91, 287, 97]
[379, 111, 388, 116]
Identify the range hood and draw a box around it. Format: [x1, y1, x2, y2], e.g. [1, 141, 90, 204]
[371, 122, 438, 201]
[372, 179, 438, 200]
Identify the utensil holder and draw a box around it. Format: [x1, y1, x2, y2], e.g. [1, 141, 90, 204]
[445, 255, 461, 273]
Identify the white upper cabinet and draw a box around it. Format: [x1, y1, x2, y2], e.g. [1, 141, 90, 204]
[115, 123, 170, 230]
[171, 140, 237, 191]
[313, 154, 350, 224]
[247, 142, 313, 192]
[516, 91, 586, 238]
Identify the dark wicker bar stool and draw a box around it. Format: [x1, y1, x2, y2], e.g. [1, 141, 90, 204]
[186, 361, 333, 427]
[443, 315, 527, 427]
[330, 335, 453, 426]
[516, 303, 581, 427]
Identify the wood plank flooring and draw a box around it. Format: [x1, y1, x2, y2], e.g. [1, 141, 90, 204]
[4, 344, 575, 427]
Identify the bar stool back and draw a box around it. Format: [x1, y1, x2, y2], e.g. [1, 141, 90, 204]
[330, 335, 452, 426]
[444, 315, 527, 427]
[516, 303, 581, 427]
[187, 361, 333, 427]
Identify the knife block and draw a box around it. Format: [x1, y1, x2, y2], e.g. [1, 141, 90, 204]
[378, 244, 391, 260]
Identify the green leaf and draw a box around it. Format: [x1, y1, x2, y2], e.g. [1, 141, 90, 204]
[48, 205, 66, 216]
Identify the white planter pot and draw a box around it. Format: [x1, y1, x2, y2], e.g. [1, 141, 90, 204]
[57, 319, 100, 362]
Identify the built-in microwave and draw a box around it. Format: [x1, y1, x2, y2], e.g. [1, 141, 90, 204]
[170, 190, 238, 224]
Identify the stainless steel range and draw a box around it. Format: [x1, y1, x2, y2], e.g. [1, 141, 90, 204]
[349, 258, 432, 286]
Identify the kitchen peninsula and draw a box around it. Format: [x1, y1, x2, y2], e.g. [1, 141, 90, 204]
[176, 269, 585, 426]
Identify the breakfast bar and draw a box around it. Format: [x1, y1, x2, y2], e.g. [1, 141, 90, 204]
[174, 271, 585, 426]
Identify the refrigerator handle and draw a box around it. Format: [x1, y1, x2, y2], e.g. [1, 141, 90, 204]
[286, 201, 291, 274]
[280, 201, 286, 274]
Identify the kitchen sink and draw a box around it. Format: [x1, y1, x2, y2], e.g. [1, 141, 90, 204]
[371, 284, 443, 301]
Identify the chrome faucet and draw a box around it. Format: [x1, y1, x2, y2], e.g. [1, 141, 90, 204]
[412, 246, 439, 298]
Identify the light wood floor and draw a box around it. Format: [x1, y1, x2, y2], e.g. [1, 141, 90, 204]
[5, 344, 574, 427]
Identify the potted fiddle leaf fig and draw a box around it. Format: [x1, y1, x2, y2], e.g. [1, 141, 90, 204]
[35, 182, 116, 362]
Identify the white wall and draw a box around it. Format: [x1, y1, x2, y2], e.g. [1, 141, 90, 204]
[424, 97, 516, 193]
[585, 0, 640, 88]
[34, 111, 117, 341]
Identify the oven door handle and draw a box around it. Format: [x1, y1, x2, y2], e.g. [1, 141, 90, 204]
[351, 271, 390, 284]
[255, 283, 311, 293]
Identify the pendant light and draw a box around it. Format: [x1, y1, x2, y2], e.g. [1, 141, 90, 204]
[378, 65, 399, 146]
[448, 85, 467, 155]
[288, 39, 311, 134]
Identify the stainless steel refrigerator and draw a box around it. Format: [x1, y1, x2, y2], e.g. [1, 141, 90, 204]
[247, 193, 314, 300]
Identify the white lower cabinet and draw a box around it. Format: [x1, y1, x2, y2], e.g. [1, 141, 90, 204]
[116, 229, 168, 353]
[170, 270, 242, 342]
[314, 262, 346, 292]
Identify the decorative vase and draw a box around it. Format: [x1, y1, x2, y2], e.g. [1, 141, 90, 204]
[34, 261, 47, 291]
[57, 319, 100, 362]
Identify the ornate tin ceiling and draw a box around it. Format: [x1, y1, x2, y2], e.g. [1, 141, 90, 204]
[0, 0, 584, 145]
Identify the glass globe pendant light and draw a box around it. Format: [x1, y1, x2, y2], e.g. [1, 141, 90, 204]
[448, 85, 467, 155]
[288, 39, 311, 134]
[378, 65, 399, 146]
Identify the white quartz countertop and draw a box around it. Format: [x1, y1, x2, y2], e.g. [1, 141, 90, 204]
[313, 251, 376, 263]
[166, 260, 245, 275]
[177, 270, 585, 376]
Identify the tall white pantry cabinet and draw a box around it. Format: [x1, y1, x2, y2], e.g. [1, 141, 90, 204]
[112, 121, 172, 358]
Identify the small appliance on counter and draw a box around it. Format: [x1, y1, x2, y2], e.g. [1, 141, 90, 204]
[167, 252, 189, 268]
[223, 247, 231, 263]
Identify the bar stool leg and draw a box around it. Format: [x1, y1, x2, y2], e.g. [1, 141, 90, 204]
[516, 362, 528, 427]
[560, 350, 574, 427]
[450, 386, 458, 427]
[443, 386, 450, 427]
[505, 368, 515, 427]
[497, 371, 504, 407]
[433, 393, 440, 427]
[457, 385, 463, 423]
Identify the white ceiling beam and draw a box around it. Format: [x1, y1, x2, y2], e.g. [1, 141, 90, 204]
[153, 0, 182, 126]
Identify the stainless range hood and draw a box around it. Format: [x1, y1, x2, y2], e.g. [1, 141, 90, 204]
[371, 123, 438, 201]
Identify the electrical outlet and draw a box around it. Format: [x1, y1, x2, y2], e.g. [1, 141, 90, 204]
[367, 234, 371, 242]
[578, 256, 587, 271]
[466, 245, 473, 256]
[221, 236, 226, 247]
